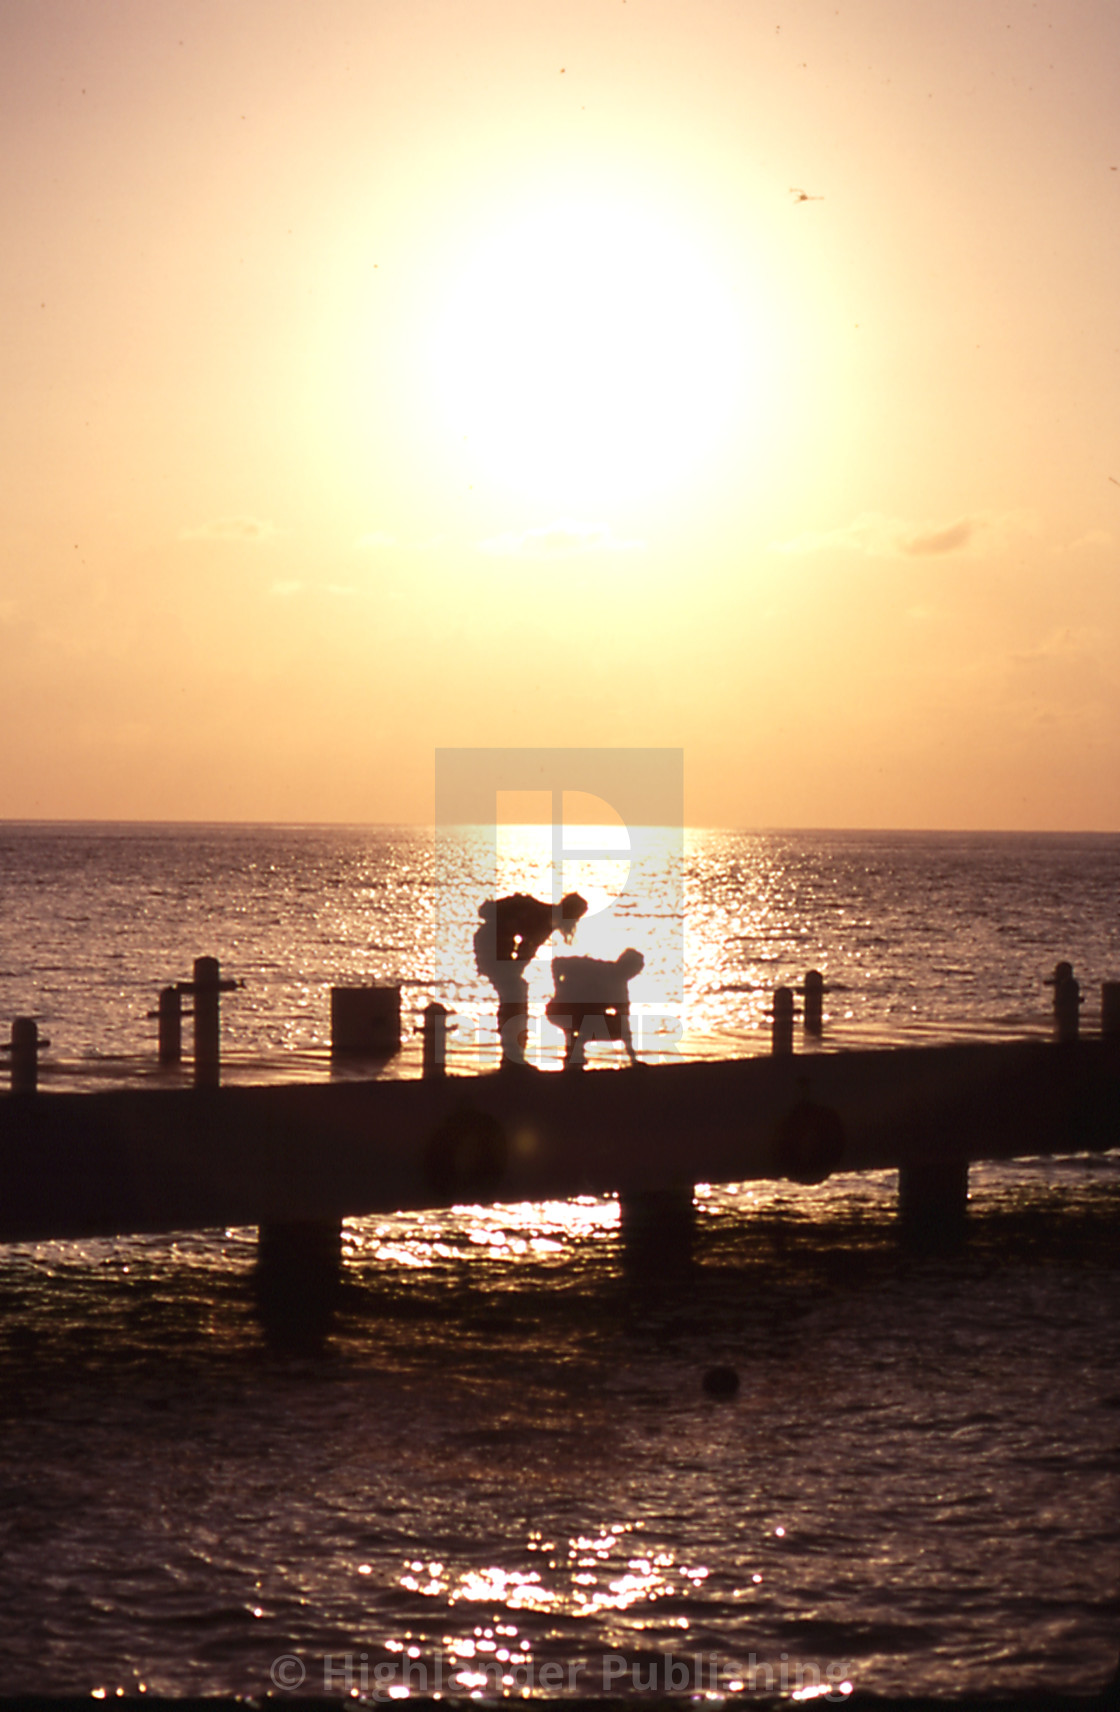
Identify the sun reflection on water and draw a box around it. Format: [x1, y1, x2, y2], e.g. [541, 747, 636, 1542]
[393, 1520, 713, 1658]
[346, 1195, 618, 1273]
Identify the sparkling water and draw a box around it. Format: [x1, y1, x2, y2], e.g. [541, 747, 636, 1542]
[0, 824, 1117, 1699]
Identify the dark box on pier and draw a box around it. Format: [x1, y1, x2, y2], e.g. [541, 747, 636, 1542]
[330, 985, 402, 1057]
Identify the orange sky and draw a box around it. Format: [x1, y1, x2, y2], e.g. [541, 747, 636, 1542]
[2, 0, 1118, 828]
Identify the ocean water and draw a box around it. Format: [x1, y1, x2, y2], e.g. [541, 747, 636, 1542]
[0, 823, 1117, 1700]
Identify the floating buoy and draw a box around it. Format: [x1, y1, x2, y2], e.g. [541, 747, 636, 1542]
[702, 1366, 740, 1399]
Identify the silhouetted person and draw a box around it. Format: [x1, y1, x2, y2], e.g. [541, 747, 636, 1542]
[474, 891, 587, 1065]
[547, 947, 645, 1069]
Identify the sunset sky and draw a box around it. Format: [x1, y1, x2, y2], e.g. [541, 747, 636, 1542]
[3, 0, 1118, 829]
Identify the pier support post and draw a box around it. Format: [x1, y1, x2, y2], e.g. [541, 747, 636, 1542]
[1101, 982, 1120, 1042]
[772, 987, 794, 1056]
[10, 1018, 39, 1095]
[618, 1186, 695, 1275]
[422, 1002, 448, 1079]
[898, 1159, 969, 1252]
[803, 970, 824, 1037]
[158, 986, 182, 1066]
[255, 1220, 343, 1348]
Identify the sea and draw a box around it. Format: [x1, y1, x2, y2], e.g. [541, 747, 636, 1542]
[0, 822, 1117, 1703]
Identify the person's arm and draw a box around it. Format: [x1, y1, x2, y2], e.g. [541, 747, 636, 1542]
[505, 896, 551, 963]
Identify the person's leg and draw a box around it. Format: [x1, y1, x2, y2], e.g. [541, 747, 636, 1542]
[495, 969, 530, 1065]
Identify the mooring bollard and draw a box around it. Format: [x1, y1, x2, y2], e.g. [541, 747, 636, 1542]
[771, 986, 795, 1056]
[803, 970, 824, 1037]
[158, 986, 182, 1066]
[9, 1017, 40, 1094]
[422, 1002, 448, 1079]
[168, 957, 240, 1087]
[1101, 982, 1120, 1042]
[191, 956, 222, 1087]
[1047, 961, 1081, 1043]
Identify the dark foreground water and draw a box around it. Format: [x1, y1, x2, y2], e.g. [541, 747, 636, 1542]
[0, 825, 1117, 1700]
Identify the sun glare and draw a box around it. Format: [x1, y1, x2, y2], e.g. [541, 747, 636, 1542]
[429, 195, 752, 507]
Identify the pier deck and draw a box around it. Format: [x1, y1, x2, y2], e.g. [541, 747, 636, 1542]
[1, 1036, 1116, 1245]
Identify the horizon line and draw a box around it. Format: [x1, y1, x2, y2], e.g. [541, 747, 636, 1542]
[1, 817, 1118, 838]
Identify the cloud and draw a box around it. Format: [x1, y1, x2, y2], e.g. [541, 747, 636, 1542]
[1063, 528, 1114, 551]
[771, 510, 1000, 559]
[1009, 627, 1100, 673]
[900, 519, 975, 556]
[1005, 627, 1113, 716]
[180, 516, 281, 543]
[268, 579, 357, 599]
[354, 531, 448, 553]
[478, 520, 646, 557]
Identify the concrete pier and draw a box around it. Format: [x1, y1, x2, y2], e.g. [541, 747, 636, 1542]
[0, 1036, 1115, 1248]
[773, 1098, 846, 1184]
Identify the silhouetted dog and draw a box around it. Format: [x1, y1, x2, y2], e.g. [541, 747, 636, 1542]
[547, 948, 645, 1068]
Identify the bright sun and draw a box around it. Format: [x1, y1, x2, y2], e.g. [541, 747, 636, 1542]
[429, 195, 753, 508]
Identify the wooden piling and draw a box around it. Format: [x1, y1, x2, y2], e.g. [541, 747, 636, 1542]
[255, 1219, 343, 1347]
[10, 1018, 39, 1095]
[158, 986, 182, 1066]
[803, 970, 824, 1037]
[1049, 961, 1081, 1044]
[618, 1186, 695, 1274]
[422, 1002, 448, 1079]
[192, 956, 222, 1087]
[772, 986, 794, 1056]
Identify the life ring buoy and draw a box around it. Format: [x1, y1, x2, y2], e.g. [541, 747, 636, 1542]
[773, 1100, 845, 1185]
[423, 1107, 508, 1201]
